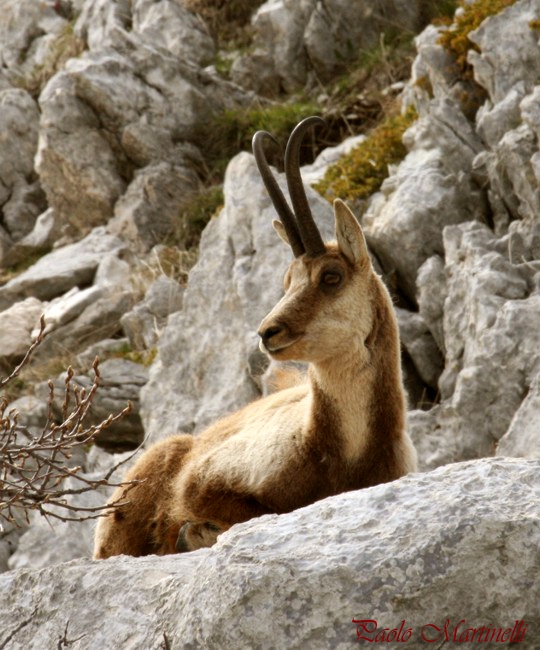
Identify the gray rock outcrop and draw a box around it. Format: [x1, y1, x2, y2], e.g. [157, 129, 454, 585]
[232, 0, 434, 94]
[0, 458, 538, 649]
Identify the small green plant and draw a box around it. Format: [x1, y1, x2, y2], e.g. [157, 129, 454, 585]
[438, 0, 518, 77]
[314, 106, 417, 204]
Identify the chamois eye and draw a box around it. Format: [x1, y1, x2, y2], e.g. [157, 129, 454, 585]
[321, 271, 342, 286]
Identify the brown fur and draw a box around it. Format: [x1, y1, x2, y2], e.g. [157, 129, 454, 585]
[94, 199, 416, 559]
[93, 435, 193, 558]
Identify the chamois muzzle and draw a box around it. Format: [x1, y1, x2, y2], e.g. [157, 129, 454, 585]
[258, 323, 284, 352]
[252, 116, 326, 258]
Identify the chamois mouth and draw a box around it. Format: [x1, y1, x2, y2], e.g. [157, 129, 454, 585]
[260, 336, 301, 355]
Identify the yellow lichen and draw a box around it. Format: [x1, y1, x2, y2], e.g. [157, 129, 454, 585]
[314, 106, 417, 203]
[438, 0, 518, 77]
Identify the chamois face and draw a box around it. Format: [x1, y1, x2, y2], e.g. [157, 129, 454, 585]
[258, 199, 375, 364]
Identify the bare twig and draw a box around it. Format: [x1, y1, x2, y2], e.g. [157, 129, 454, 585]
[1, 317, 142, 527]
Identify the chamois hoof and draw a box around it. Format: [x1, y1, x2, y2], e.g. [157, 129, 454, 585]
[175, 521, 222, 553]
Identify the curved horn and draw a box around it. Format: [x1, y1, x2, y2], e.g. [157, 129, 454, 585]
[284, 116, 326, 257]
[252, 130, 305, 257]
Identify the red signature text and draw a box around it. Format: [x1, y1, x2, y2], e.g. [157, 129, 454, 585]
[351, 619, 528, 644]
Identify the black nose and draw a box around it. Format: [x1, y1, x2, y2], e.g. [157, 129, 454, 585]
[259, 325, 283, 345]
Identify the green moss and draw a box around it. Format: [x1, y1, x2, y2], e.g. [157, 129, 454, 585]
[314, 106, 417, 203]
[414, 74, 434, 99]
[438, 0, 518, 78]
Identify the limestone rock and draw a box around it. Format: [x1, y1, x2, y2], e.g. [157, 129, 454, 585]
[108, 161, 200, 251]
[0, 0, 68, 73]
[0, 228, 127, 310]
[4, 394, 49, 433]
[233, 0, 430, 94]
[416, 254, 446, 352]
[36, 59, 130, 231]
[131, 0, 215, 65]
[362, 98, 486, 303]
[496, 371, 540, 459]
[121, 276, 184, 351]
[5, 444, 142, 572]
[468, 0, 540, 105]
[0, 87, 45, 263]
[232, 0, 313, 95]
[1, 208, 59, 269]
[36, 26, 249, 234]
[0, 458, 538, 648]
[33, 288, 135, 362]
[39, 286, 104, 335]
[6, 475, 106, 572]
[405, 25, 459, 113]
[0, 297, 43, 374]
[304, 0, 420, 83]
[76, 0, 215, 65]
[395, 307, 443, 390]
[0, 521, 24, 573]
[52, 358, 147, 450]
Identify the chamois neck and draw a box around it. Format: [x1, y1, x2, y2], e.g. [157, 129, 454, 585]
[306, 351, 374, 462]
[305, 289, 405, 463]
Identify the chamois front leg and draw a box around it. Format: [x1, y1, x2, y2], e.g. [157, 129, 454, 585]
[172, 469, 273, 552]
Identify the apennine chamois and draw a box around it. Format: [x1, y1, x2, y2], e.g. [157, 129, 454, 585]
[93, 116, 416, 559]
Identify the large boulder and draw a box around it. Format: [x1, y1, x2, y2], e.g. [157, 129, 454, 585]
[0, 458, 538, 648]
[0, 0, 68, 73]
[76, 0, 215, 66]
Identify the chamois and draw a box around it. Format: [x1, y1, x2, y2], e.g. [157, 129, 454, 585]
[93, 116, 416, 559]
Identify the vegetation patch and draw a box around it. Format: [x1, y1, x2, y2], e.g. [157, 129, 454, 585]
[107, 341, 158, 367]
[314, 106, 417, 204]
[169, 185, 224, 251]
[438, 0, 518, 78]
[198, 101, 320, 179]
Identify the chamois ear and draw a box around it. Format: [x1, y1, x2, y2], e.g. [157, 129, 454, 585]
[272, 219, 291, 247]
[334, 198, 369, 265]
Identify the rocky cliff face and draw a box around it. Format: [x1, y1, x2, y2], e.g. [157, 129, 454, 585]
[0, 0, 539, 647]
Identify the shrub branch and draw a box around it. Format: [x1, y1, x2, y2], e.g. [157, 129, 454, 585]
[0, 317, 140, 527]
